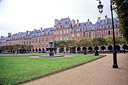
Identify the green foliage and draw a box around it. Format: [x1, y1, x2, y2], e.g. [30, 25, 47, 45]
[92, 37, 107, 46]
[51, 37, 126, 48]
[115, 36, 126, 45]
[0, 44, 33, 51]
[113, 0, 128, 41]
[106, 37, 113, 45]
[0, 54, 102, 84]
[56, 40, 67, 47]
[107, 36, 126, 45]
[79, 39, 92, 47]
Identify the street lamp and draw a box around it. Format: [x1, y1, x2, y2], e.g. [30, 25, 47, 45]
[97, 1, 103, 14]
[97, 0, 118, 68]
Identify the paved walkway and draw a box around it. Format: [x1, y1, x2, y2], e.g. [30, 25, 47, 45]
[23, 53, 128, 85]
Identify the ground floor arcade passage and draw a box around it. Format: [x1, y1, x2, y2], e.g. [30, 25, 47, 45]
[30, 44, 128, 53]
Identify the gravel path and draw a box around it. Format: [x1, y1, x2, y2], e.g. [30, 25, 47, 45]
[23, 53, 128, 85]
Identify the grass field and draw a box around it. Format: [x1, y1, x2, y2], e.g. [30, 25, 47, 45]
[0, 54, 103, 84]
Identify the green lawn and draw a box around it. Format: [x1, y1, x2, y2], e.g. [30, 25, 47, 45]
[0, 54, 47, 57]
[0, 54, 103, 84]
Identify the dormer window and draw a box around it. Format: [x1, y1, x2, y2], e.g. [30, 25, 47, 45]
[107, 25, 111, 28]
[59, 24, 63, 28]
[82, 27, 85, 31]
[77, 33, 80, 37]
[66, 24, 69, 28]
[67, 30, 68, 33]
[64, 30, 65, 34]
[67, 18, 69, 22]
[100, 25, 104, 29]
[72, 34, 74, 38]
[60, 31, 62, 35]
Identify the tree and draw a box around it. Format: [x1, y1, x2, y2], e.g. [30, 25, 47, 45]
[56, 40, 66, 48]
[107, 36, 127, 45]
[92, 37, 107, 46]
[113, 0, 128, 41]
[12, 44, 21, 51]
[115, 36, 126, 45]
[106, 37, 113, 45]
[69, 40, 79, 47]
[79, 39, 92, 47]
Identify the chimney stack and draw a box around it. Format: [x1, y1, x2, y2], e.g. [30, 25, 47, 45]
[34, 29, 36, 32]
[87, 19, 90, 24]
[105, 15, 108, 22]
[72, 19, 76, 27]
[98, 17, 101, 23]
[77, 19, 79, 27]
[8, 33, 11, 37]
[40, 27, 43, 31]
[1, 36, 4, 38]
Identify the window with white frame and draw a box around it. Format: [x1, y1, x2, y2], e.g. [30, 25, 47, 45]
[64, 35, 65, 40]
[95, 31, 97, 37]
[67, 36, 68, 40]
[115, 29, 118, 35]
[83, 32, 85, 37]
[77, 33, 80, 37]
[64, 30, 65, 34]
[60, 31, 62, 35]
[101, 30, 104, 36]
[89, 32, 91, 38]
[72, 34, 74, 38]
[107, 25, 111, 28]
[60, 37, 62, 40]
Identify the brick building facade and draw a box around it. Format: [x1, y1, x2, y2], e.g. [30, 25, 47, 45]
[0, 15, 123, 53]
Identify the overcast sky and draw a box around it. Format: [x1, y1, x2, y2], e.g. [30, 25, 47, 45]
[0, 0, 117, 37]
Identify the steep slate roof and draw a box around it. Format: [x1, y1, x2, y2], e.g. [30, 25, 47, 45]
[94, 18, 119, 30]
[33, 30, 42, 37]
[56, 18, 72, 29]
[72, 21, 94, 32]
[0, 37, 7, 42]
[43, 27, 54, 35]
[0, 16, 119, 42]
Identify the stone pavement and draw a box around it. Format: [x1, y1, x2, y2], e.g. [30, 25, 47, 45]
[23, 53, 128, 85]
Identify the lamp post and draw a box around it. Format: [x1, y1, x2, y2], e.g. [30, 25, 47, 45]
[97, 0, 118, 68]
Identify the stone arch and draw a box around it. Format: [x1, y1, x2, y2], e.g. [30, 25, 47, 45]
[101, 46, 106, 50]
[122, 45, 128, 50]
[77, 47, 81, 51]
[36, 49, 38, 52]
[108, 45, 113, 51]
[29, 49, 31, 52]
[82, 47, 87, 51]
[39, 48, 41, 52]
[59, 48, 64, 53]
[115, 45, 120, 51]
[42, 48, 45, 52]
[66, 48, 69, 52]
[88, 46, 93, 51]
[32, 49, 35, 52]
[94, 46, 99, 50]
[70, 47, 76, 53]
